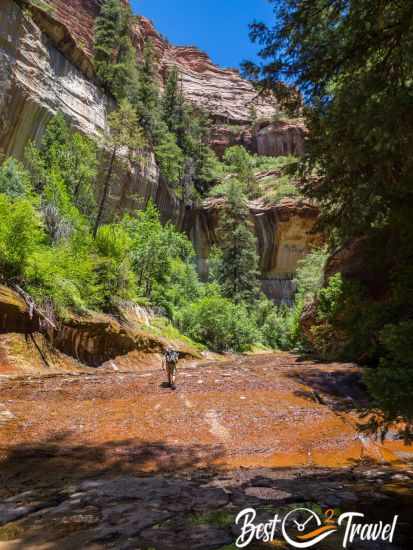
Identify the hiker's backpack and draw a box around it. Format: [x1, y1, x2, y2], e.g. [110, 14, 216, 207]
[165, 350, 179, 364]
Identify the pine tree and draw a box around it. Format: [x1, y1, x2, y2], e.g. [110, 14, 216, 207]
[94, 0, 138, 100]
[94, 100, 146, 237]
[133, 40, 162, 141]
[162, 67, 185, 136]
[216, 180, 260, 304]
[94, 0, 123, 90]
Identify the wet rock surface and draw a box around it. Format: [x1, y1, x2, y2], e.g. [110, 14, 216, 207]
[0, 353, 412, 548]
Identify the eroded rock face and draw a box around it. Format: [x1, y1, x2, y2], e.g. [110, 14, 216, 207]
[53, 314, 163, 366]
[0, 0, 180, 223]
[0, 0, 109, 157]
[136, 17, 305, 156]
[189, 197, 320, 302]
[256, 121, 306, 157]
[0, 286, 40, 334]
[0, 0, 317, 303]
[11, 0, 304, 157]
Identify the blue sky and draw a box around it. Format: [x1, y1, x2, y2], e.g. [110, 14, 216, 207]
[131, 0, 275, 69]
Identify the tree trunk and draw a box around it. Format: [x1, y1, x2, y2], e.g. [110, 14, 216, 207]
[93, 147, 117, 238]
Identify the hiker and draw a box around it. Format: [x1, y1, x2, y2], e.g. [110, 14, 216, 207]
[163, 348, 179, 389]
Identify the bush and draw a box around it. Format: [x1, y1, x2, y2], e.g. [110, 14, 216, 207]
[24, 241, 98, 315]
[0, 194, 43, 280]
[94, 224, 137, 309]
[311, 273, 392, 361]
[364, 321, 413, 430]
[295, 247, 327, 304]
[0, 158, 32, 198]
[151, 258, 202, 319]
[260, 304, 302, 350]
[179, 295, 258, 352]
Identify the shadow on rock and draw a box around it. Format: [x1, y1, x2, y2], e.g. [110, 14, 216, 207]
[0, 440, 413, 549]
[287, 365, 368, 412]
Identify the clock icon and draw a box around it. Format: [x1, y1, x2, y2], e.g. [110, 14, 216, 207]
[281, 507, 336, 549]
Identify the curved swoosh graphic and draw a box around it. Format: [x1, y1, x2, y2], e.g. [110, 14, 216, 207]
[298, 525, 337, 540]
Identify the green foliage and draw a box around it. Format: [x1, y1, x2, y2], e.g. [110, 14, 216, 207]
[162, 67, 183, 136]
[94, 224, 137, 309]
[122, 200, 194, 310]
[208, 149, 300, 203]
[245, 0, 413, 423]
[253, 249, 327, 351]
[94, 100, 146, 236]
[0, 194, 43, 280]
[223, 146, 255, 195]
[26, 112, 98, 217]
[311, 273, 393, 362]
[94, 0, 132, 97]
[295, 247, 327, 304]
[24, 241, 98, 315]
[364, 322, 413, 431]
[158, 66, 220, 196]
[261, 175, 299, 204]
[133, 41, 163, 141]
[152, 258, 202, 319]
[179, 295, 258, 352]
[155, 131, 184, 185]
[215, 180, 260, 304]
[0, 158, 32, 198]
[106, 99, 146, 156]
[260, 304, 301, 350]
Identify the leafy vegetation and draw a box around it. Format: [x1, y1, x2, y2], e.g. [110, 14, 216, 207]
[0, 0, 334, 358]
[215, 180, 260, 304]
[245, 0, 413, 428]
[0, 107, 325, 352]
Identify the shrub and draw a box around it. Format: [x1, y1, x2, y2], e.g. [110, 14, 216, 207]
[179, 295, 258, 352]
[0, 194, 44, 280]
[94, 224, 137, 309]
[364, 321, 413, 431]
[295, 247, 327, 304]
[24, 241, 98, 315]
[260, 305, 302, 350]
[0, 158, 32, 198]
[151, 258, 202, 319]
[312, 273, 392, 361]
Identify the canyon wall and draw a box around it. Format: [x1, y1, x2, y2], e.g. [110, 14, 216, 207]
[0, 0, 318, 302]
[190, 197, 320, 304]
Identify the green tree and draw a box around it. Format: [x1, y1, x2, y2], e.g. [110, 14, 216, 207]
[162, 66, 183, 136]
[223, 146, 255, 196]
[133, 40, 163, 141]
[0, 157, 32, 198]
[94, 100, 146, 237]
[179, 294, 258, 352]
[26, 114, 98, 217]
[94, 223, 137, 309]
[244, 0, 413, 239]
[155, 131, 184, 186]
[216, 180, 260, 304]
[244, 0, 413, 425]
[94, 0, 123, 91]
[121, 201, 195, 310]
[0, 194, 44, 281]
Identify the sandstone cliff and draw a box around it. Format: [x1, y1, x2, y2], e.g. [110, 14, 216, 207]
[10, 0, 305, 157]
[189, 196, 320, 303]
[0, 0, 317, 303]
